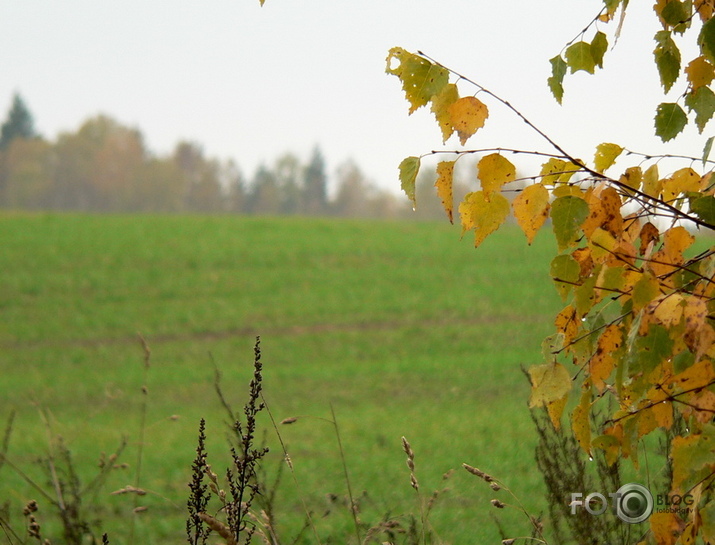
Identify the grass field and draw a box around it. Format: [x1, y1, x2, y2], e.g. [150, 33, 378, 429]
[0, 212, 565, 544]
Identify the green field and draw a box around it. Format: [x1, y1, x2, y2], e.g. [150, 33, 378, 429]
[0, 213, 564, 544]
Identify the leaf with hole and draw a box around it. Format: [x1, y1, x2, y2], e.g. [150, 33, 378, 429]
[386, 47, 449, 114]
[594, 143, 624, 173]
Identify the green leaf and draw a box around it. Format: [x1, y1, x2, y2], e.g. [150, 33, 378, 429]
[700, 17, 715, 64]
[565, 42, 596, 74]
[594, 142, 624, 173]
[685, 86, 715, 133]
[386, 47, 449, 114]
[672, 423, 715, 491]
[661, 0, 690, 31]
[550, 196, 589, 251]
[591, 31, 608, 69]
[653, 31, 681, 93]
[654, 102, 688, 141]
[550, 254, 580, 301]
[398, 156, 420, 208]
[548, 55, 567, 104]
[704, 136, 715, 166]
[628, 323, 673, 376]
[691, 195, 715, 224]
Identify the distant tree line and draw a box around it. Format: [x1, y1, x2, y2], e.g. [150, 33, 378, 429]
[0, 94, 468, 219]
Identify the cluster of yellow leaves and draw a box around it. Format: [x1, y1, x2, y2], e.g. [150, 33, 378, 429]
[389, 27, 715, 540]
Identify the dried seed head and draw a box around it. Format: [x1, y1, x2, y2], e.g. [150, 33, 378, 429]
[502, 539, 517, 545]
[491, 499, 506, 509]
[280, 417, 298, 425]
[285, 453, 294, 470]
[28, 519, 41, 539]
[462, 463, 484, 478]
[23, 500, 38, 516]
[410, 474, 419, 491]
[490, 482, 502, 491]
[406, 459, 415, 472]
[401, 436, 414, 459]
[133, 506, 148, 514]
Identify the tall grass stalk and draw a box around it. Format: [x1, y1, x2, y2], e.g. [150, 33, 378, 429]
[129, 334, 152, 544]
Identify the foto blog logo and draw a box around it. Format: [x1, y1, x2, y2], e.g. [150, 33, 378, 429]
[570, 483, 654, 524]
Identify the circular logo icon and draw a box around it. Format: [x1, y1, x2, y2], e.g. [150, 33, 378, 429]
[615, 483, 653, 524]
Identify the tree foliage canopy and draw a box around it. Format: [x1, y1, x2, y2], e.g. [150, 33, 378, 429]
[0, 93, 36, 150]
[388, 2, 715, 543]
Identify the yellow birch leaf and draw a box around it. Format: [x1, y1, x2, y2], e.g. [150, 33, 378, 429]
[458, 191, 510, 247]
[572, 387, 592, 455]
[590, 323, 622, 392]
[619, 166, 643, 192]
[599, 186, 624, 236]
[686, 55, 715, 90]
[581, 187, 607, 239]
[547, 394, 568, 429]
[430, 83, 459, 143]
[594, 142, 624, 173]
[686, 389, 715, 424]
[650, 511, 681, 545]
[513, 183, 550, 244]
[670, 358, 715, 392]
[662, 167, 703, 202]
[591, 434, 620, 466]
[434, 161, 454, 223]
[448, 96, 488, 145]
[528, 362, 572, 408]
[555, 304, 579, 347]
[643, 384, 674, 431]
[698, 2, 715, 21]
[652, 293, 685, 328]
[664, 226, 695, 262]
[638, 402, 659, 437]
[477, 153, 515, 194]
[539, 157, 567, 185]
[642, 163, 662, 198]
[639, 222, 660, 256]
[559, 161, 582, 183]
[589, 227, 617, 262]
[680, 523, 697, 545]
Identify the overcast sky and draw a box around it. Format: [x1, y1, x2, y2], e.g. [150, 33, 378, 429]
[1, 1, 710, 193]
